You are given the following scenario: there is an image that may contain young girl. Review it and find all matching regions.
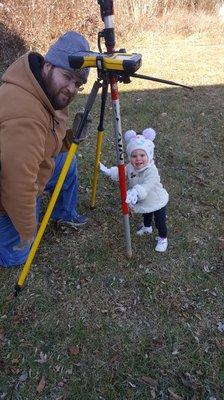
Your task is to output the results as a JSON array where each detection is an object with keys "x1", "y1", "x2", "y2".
[{"x1": 100, "y1": 128, "x2": 169, "y2": 252}]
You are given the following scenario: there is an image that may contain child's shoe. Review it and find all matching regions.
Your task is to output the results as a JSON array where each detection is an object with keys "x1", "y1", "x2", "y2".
[
  {"x1": 136, "y1": 224, "x2": 153, "y2": 236},
  {"x1": 155, "y1": 237, "x2": 168, "y2": 252}
]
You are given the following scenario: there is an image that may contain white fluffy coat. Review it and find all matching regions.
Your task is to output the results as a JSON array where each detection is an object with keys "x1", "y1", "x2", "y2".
[{"x1": 109, "y1": 161, "x2": 169, "y2": 213}]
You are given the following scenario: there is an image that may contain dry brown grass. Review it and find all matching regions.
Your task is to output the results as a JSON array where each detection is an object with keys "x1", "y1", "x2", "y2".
[
  {"x1": 1, "y1": 0, "x2": 224, "y2": 73},
  {"x1": 141, "y1": 7, "x2": 224, "y2": 39}
]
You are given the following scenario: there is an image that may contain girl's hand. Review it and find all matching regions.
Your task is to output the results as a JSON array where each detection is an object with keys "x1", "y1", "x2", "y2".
[
  {"x1": 126, "y1": 188, "x2": 138, "y2": 206},
  {"x1": 99, "y1": 162, "x2": 112, "y2": 177}
]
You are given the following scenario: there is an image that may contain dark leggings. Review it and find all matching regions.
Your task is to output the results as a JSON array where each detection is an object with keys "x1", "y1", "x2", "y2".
[{"x1": 143, "y1": 206, "x2": 167, "y2": 238}]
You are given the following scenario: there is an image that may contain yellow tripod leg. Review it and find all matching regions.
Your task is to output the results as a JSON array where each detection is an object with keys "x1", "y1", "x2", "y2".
[
  {"x1": 15, "y1": 143, "x2": 78, "y2": 293},
  {"x1": 90, "y1": 130, "x2": 104, "y2": 208}
]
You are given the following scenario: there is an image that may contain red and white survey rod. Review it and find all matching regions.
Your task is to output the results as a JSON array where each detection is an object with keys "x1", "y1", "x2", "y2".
[{"x1": 98, "y1": 0, "x2": 132, "y2": 257}]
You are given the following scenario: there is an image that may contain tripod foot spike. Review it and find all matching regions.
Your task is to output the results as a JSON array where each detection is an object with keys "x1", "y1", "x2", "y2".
[
  {"x1": 127, "y1": 251, "x2": 133, "y2": 259},
  {"x1": 14, "y1": 284, "x2": 22, "y2": 297}
]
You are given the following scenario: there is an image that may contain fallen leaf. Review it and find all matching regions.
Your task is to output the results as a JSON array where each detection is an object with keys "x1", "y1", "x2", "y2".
[
  {"x1": 0, "y1": 326, "x2": 5, "y2": 335},
  {"x1": 14, "y1": 371, "x2": 28, "y2": 390},
  {"x1": 108, "y1": 353, "x2": 119, "y2": 364},
  {"x1": 202, "y1": 261, "x2": 211, "y2": 273},
  {"x1": 168, "y1": 388, "x2": 183, "y2": 400},
  {"x1": 215, "y1": 338, "x2": 224, "y2": 349},
  {"x1": 35, "y1": 351, "x2": 47, "y2": 364},
  {"x1": 0, "y1": 331, "x2": 6, "y2": 346},
  {"x1": 67, "y1": 345, "x2": 80, "y2": 356},
  {"x1": 79, "y1": 276, "x2": 91, "y2": 286},
  {"x1": 12, "y1": 314, "x2": 25, "y2": 325},
  {"x1": 114, "y1": 305, "x2": 126, "y2": 313},
  {"x1": 10, "y1": 366, "x2": 21, "y2": 374},
  {"x1": 140, "y1": 375, "x2": 158, "y2": 387},
  {"x1": 18, "y1": 371, "x2": 28, "y2": 382},
  {"x1": 150, "y1": 388, "x2": 156, "y2": 399},
  {"x1": 11, "y1": 358, "x2": 20, "y2": 365},
  {"x1": 218, "y1": 236, "x2": 224, "y2": 251},
  {"x1": 201, "y1": 152, "x2": 209, "y2": 159},
  {"x1": 151, "y1": 337, "x2": 165, "y2": 349},
  {"x1": 19, "y1": 341, "x2": 33, "y2": 348},
  {"x1": 128, "y1": 381, "x2": 136, "y2": 388},
  {"x1": 194, "y1": 172, "x2": 206, "y2": 186},
  {"x1": 58, "y1": 379, "x2": 67, "y2": 387},
  {"x1": 217, "y1": 321, "x2": 224, "y2": 333},
  {"x1": 89, "y1": 264, "x2": 97, "y2": 273},
  {"x1": 66, "y1": 367, "x2": 73, "y2": 375},
  {"x1": 36, "y1": 375, "x2": 46, "y2": 393},
  {"x1": 179, "y1": 372, "x2": 200, "y2": 390}
]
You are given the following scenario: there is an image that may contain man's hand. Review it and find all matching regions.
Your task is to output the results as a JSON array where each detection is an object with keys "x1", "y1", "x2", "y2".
[
  {"x1": 64, "y1": 112, "x2": 92, "y2": 150},
  {"x1": 72, "y1": 112, "x2": 92, "y2": 141},
  {"x1": 126, "y1": 188, "x2": 138, "y2": 206}
]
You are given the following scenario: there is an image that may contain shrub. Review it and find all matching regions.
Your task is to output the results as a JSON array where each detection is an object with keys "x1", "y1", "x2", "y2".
[{"x1": 0, "y1": 0, "x2": 223, "y2": 69}]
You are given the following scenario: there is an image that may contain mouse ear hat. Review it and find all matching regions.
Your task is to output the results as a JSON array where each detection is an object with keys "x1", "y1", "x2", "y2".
[{"x1": 124, "y1": 128, "x2": 156, "y2": 160}]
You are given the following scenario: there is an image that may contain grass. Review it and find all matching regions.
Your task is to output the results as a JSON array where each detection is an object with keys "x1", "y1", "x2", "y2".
[{"x1": 1, "y1": 30, "x2": 224, "y2": 399}]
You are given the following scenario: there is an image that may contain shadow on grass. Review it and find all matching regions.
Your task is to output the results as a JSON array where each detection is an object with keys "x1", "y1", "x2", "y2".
[{"x1": 0, "y1": 22, "x2": 28, "y2": 77}]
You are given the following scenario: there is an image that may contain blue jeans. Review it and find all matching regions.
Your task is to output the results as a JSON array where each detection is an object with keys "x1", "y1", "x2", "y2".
[{"x1": 0, "y1": 153, "x2": 78, "y2": 267}]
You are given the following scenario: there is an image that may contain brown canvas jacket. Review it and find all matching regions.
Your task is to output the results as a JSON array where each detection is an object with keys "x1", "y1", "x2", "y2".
[{"x1": 0, "y1": 52, "x2": 68, "y2": 241}]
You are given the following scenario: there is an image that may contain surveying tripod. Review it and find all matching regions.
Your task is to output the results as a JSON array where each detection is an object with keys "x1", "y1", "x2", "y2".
[{"x1": 14, "y1": 0, "x2": 192, "y2": 296}]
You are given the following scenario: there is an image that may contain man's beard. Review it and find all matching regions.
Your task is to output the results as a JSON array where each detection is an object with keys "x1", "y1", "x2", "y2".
[{"x1": 42, "y1": 68, "x2": 73, "y2": 110}]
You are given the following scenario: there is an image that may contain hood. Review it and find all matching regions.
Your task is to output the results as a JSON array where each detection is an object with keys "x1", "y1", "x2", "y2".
[{"x1": 2, "y1": 52, "x2": 55, "y2": 116}]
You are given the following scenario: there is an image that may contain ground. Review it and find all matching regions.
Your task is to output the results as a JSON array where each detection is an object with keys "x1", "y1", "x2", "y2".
[{"x1": 0, "y1": 32, "x2": 224, "y2": 400}]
